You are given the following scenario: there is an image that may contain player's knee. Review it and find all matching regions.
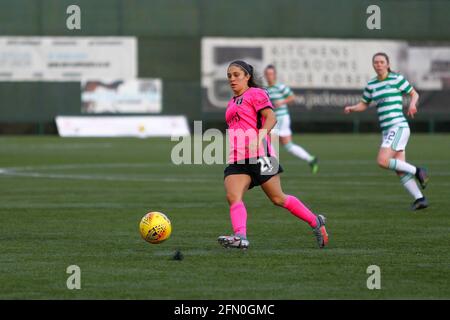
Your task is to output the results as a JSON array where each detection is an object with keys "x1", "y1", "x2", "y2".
[
  {"x1": 377, "y1": 156, "x2": 389, "y2": 168},
  {"x1": 283, "y1": 141, "x2": 293, "y2": 151},
  {"x1": 226, "y1": 192, "x2": 242, "y2": 205},
  {"x1": 270, "y1": 195, "x2": 286, "y2": 207}
]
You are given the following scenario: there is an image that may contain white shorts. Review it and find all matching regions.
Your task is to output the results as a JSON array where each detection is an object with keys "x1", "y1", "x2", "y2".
[
  {"x1": 381, "y1": 127, "x2": 410, "y2": 151},
  {"x1": 274, "y1": 114, "x2": 292, "y2": 137}
]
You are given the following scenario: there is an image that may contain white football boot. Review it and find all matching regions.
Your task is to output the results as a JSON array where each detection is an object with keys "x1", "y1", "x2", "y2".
[{"x1": 217, "y1": 234, "x2": 249, "y2": 249}]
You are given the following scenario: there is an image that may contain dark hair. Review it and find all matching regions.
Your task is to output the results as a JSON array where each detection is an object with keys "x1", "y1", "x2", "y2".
[
  {"x1": 372, "y1": 52, "x2": 392, "y2": 72},
  {"x1": 228, "y1": 60, "x2": 261, "y2": 88},
  {"x1": 265, "y1": 64, "x2": 276, "y2": 73}
]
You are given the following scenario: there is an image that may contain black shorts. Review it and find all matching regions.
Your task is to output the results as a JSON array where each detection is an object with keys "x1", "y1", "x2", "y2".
[{"x1": 224, "y1": 157, "x2": 283, "y2": 189}]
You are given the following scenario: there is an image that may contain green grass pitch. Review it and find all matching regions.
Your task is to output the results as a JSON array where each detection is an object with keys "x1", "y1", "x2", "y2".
[{"x1": 0, "y1": 134, "x2": 449, "y2": 299}]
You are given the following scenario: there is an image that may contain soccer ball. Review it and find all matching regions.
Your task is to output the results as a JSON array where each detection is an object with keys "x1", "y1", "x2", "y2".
[{"x1": 139, "y1": 212, "x2": 172, "y2": 244}]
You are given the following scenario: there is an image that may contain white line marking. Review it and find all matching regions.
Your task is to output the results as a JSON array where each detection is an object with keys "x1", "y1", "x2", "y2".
[
  {"x1": 1, "y1": 162, "x2": 449, "y2": 185},
  {"x1": 0, "y1": 143, "x2": 113, "y2": 150},
  {"x1": 2, "y1": 170, "x2": 450, "y2": 186},
  {"x1": 1, "y1": 159, "x2": 449, "y2": 172},
  {"x1": 0, "y1": 163, "x2": 173, "y2": 171},
  {"x1": 0, "y1": 171, "x2": 212, "y2": 183},
  {"x1": 281, "y1": 159, "x2": 450, "y2": 165}
]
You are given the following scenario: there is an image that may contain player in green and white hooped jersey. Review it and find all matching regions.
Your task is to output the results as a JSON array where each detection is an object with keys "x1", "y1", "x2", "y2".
[
  {"x1": 344, "y1": 52, "x2": 429, "y2": 211},
  {"x1": 264, "y1": 65, "x2": 319, "y2": 174}
]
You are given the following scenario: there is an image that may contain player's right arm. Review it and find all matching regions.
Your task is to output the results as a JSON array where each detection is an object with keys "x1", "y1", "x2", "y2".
[
  {"x1": 344, "y1": 101, "x2": 369, "y2": 114},
  {"x1": 345, "y1": 84, "x2": 371, "y2": 114}
]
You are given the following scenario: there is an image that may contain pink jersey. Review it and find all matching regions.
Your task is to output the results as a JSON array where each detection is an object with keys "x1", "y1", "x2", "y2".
[{"x1": 225, "y1": 87, "x2": 276, "y2": 163}]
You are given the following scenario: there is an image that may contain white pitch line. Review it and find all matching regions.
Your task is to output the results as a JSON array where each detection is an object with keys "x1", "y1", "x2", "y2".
[
  {"x1": 2, "y1": 169, "x2": 450, "y2": 186},
  {"x1": 280, "y1": 159, "x2": 450, "y2": 165},
  {"x1": 0, "y1": 170, "x2": 213, "y2": 183},
  {"x1": 0, "y1": 163, "x2": 174, "y2": 172},
  {"x1": 1, "y1": 159, "x2": 449, "y2": 172},
  {"x1": 1, "y1": 162, "x2": 450, "y2": 186},
  {"x1": 0, "y1": 143, "x2": 114, "y2": 150},
  {"x1": 3, "y1": 162, "x2": 450, "y2": 177}
]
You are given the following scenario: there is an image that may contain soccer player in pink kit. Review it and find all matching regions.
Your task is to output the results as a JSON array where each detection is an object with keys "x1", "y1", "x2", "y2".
[{"x1": 218, "y1": 60, "x2": 329, "y2": 249}]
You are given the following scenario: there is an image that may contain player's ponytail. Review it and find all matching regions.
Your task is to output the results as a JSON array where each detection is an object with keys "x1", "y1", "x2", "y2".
[
  {"x1": 247, "y1": 64, "x2": 260, "y2": 88},
  {"x1": 229, "y1": 60, "x2": 261, "y2": 88},
  {"x1": 373, "y1": 52, "x2": 393, "y2": 73}
]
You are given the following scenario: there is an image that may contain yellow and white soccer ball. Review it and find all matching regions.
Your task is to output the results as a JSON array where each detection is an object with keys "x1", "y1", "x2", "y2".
[{"x1": 139, "y1": 212, "x2": 172, "y2": 244}]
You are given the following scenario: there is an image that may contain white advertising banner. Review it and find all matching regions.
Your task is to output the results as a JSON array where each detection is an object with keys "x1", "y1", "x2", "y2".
[
  {"x1": 81, "y1": 79, "x2": 162, "y2": 114},
  {"x1": 0, "y1": 37, "x2": 137, "y2": 81},
  {"x1": 56, "y1": 116, "x2": 190, "y2": 137},
  {"x1": 202, "y1": 37, "x2": 408, "y2": 110},
  {"x1": 202, "y1": 37, "x2": 408, "y2": 88},
  {"x1": 408, "y1": 47, "x2": 450, "y2": 90}
]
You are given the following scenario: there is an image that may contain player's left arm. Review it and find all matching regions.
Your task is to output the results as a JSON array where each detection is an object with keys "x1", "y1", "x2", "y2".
[
  {"x1": 407, "y1": 89, "x2": 419, "y2": 119},
  {"x1": 256, "y1": 108, "x2": 277, "y2": 148},
  {"x1": 274, "y1": 86, "x2": 295, "y2": 107},
  {"x1": 247, "y1": 107, "x2": 277, "y2": 153}
]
